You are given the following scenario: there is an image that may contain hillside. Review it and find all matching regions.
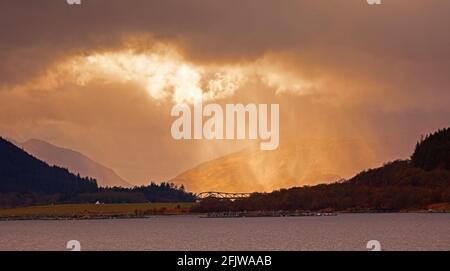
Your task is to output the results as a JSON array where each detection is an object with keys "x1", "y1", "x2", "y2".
[
  {"x1": 172, "y1": 139, "x2": 387, "y2": 193},
  {"x1": 0, "y1": 137, "x2": 195, "y2": 208},
  {"x1": 0, "y1": 137, "x2": 98, "y2": 195},
  {"x1": 411, "y1": 128, "x2": 450, "y2": 170},
  {"x1": 193, "y1": 128, "x2": 450, "y2": 212},
  {"x1": 20, "y1": 139, "x2": 131, "y2": 188}
]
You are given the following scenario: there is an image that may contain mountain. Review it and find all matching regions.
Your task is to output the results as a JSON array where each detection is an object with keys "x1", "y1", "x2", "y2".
[
  {"x1": 193, "y1": 127, "x2": 450, "y2": 212},
  {"x1": 0, "y1": 137, "x2": 98, "y2": 194},
  {"x1": 0, "y1": 137, "x2": 196, "y2": 208},
  {"x1": 20, "y1": 139, "x2": 131, "y2": 188},
  {"x1": 172, "y1": 139, "x2": 387, "y2": 193}
]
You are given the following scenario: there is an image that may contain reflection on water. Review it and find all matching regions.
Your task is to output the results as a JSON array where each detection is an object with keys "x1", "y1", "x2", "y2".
[{"x1": 0, "y1": 214, "x2": 449, "y2": 251}]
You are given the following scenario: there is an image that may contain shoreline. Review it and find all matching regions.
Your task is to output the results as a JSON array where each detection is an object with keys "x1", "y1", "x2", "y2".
[
  {"x1": 1, "y1": 210, "x2": 449, "y2": 222},
  {"x1": 1, "y1": 202, "x2": 448, "y2": 222}
]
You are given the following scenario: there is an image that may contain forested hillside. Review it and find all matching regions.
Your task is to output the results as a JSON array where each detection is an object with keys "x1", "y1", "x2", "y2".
[
  {"x1": 193, "y1": 128, "x2": 450, "y2": 212},
  {"x1": 0, "y1": 137, "x2": 98, "y2": 194},
  {"x1": 411, "y1": 128, "x2": 450, "y2": 170},
  {"x1": 0, "y1": 138, "x2": 195, "y2": 208}
]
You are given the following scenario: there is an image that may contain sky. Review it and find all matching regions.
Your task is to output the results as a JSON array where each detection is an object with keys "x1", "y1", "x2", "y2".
[{"x1": 0, "y1": 0, "x2": 449, "y2": 187}]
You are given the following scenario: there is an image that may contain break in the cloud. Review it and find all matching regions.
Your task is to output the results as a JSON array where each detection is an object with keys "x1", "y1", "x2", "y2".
[
  {"x1": 10, "y1": 42, "x2": 316, "y2": 104},
  {"x1": 0, "y1": 0, "x2": 449, "y2": 187}
]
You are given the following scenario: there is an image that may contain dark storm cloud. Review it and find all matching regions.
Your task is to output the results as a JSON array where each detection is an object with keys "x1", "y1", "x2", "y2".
[{"x1": 1, "y1": 0, "x2": 450, "y2": 83}]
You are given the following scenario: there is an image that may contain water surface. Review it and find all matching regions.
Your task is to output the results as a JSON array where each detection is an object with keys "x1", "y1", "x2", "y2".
[{"x1": 0, "y1": 214, "x2": 449, "y2": 251}]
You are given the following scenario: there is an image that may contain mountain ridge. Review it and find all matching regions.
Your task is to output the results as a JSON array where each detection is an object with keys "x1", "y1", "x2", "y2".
[
  {"x1": 0, "y1": 137, "x2": 98, "y2": 195},
  {"x1": 171, "y1": 138, "x2": 387, "y2": 193},
  {"x1": 19, "y1": 139, "x2": 131, "y2": 188},
  {"x1": 193, "y1": 128, "x2": 450, "y2": 212}
]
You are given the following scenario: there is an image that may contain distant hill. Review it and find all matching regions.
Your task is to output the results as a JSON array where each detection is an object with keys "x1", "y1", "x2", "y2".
[
  {"x1": 172, "y1": 139, "x2": 386, "y2": 193},
  {"x1": 20, "y1": 139, "x2": 131, "y2": 188},
  {"x1": 0, "y1": 137, "x2": 98, "y2": 195},
  {"x1": 193, "y1": 127, "x2": 450, "y2": 212}
]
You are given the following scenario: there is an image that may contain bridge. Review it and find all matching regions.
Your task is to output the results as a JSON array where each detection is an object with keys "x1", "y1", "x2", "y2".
[{"x1": 196, "y1": 192, "x2": 252, "y2": 200}]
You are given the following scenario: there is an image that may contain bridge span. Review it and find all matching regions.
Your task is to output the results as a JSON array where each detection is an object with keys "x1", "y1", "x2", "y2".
[{"x1": 196, "y1": 191, "x2": 252, "y2": 200}]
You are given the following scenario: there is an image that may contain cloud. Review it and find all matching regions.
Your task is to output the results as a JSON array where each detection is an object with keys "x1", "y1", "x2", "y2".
[
  {"x1": 0, "y1": 0, "x2": 449, "y2": 187},
  {"x1": 7, "y1": 40, "x2": 318, "y2": 104}
]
